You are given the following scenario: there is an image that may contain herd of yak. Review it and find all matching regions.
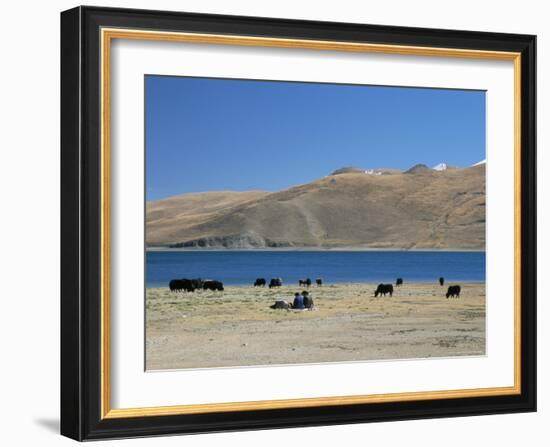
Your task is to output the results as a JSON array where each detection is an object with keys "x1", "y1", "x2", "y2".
[
  {"x1": 169, "y1": 278, "x2": 224, "y2": 292},
  {"x1": 372, "y1": 278, "x2": 461, "y2": 298},
  {"x1": 169, "y1": 276, "x2": 462, "y2": 299}
]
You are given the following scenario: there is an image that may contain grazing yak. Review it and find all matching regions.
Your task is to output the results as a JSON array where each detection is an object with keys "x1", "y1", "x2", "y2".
[
  {"x1": 446, "y1": 285, "x2": 461, "y2": 299},
  {"x1": 375, "y1": 283, "x2": 394, "y2": 297},
  {"x1": 299, "y1": 278, "x2": 312, "y2": 287},
  {"x1": 269, "y1": 278, "x2": 283, "y2": 288},
  {"x1": 316, "y1": 278, "x2": 323, "y2": 286},
  {"x1": 439, "y1": 277, "x2": 445, "y2": 286},
  {"x1": 396, "y1": 278, "x2": 403, "y2": 287},
  {"x1": 254, "y1": 278, "x2": 266, "y2": 287},
  {"x1": 169, "y1": 279, "x2": 196, "y2": 292},
  {"x1": 270, "y1": 300, "x2": 292, "y2": 310},
  {"x1": 169, "y1": 279, "x2": 184, "y2": 292},
  {"x1": 203, "y1": 280, "x2": 224, "y2": 291}
]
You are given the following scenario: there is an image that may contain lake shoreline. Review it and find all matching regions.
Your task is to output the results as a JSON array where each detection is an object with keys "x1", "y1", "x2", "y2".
[
  {"x1": 146, "y1": 247, "x2": 485, "y2": 253},
  {"x1": 147, "y1": 279, "x2": 485, "y2": 288}
]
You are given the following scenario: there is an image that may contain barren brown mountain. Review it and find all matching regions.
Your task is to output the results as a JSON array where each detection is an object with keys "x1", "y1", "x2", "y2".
[{"x1": 146, "y1": 165, "x2": 485, "y2": 250}]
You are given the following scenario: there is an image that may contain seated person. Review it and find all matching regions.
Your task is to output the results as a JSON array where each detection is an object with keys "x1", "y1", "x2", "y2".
[
  {"x1": 292, "y1": 292, "x2": 304, "y2": 309},
  {"x1": 303, "y1": 291, "x2": 314, "y2": 309}
]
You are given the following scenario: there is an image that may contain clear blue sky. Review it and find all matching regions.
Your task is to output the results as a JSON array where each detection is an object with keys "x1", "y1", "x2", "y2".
[{"x1": 145, "y1": 75, "x2": 485, "y2": 200}]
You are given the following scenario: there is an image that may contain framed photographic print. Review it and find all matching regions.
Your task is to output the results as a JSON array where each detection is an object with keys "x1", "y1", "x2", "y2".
[{"x1": 60, "y1": 6, "x2": 536, "y2": 441}]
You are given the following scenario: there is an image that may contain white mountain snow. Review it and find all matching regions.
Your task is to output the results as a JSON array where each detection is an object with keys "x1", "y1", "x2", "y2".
[
  {"x1": 432, "y1": 163, "x2": 448, "y2": 171},
  {"x1": 472, "y1": 159, "x2": 486, "y2": 166},
  {"x1": 364, "y1": 169, "x2": 382, "y2": 176}
]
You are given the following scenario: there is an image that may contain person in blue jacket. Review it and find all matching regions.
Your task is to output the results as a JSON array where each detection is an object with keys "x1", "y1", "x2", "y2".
[{"x1": 292, "y1": 292, "x2": 304, "y2": 309}]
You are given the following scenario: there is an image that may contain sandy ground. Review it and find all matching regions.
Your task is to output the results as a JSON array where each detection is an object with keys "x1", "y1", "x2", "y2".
[{"x1": 146, "y1": 282, "x2": 485, "y2": 370}]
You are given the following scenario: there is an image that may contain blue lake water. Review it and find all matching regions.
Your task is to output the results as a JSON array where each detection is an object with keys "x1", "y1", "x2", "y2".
[{"x1": 146, "y1": 250, "x2": 485, "y2": 288}]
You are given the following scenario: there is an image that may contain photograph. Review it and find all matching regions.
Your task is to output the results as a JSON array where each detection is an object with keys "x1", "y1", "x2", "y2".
[
  {"x1": 145, "y1": 75, "x2": 487, "y2": 370},
  {"x1": 57, "y1": 4, "x2": 537, "y2": 441}
]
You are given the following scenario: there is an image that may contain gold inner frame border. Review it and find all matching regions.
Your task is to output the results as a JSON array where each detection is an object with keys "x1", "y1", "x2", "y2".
[{"x1": 100, "y1": 27, "x2": 522, "y2": 419}]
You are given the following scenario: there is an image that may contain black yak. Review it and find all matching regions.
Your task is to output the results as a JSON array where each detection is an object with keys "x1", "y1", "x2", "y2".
[
  {"x1": 254, "y1": 278, "x2": 266, "y2": 287},
  {"x1": 374, "y1": 283, "x2": 394, "y2": 297},
  {"x1": 203, "y1": 280, "x2": 224, "y2": 291},
  {"x1": 446, "y1": 285, "x2": 461, "y2": 298},
  {"x1": 169, "y1": 279, "x2": 195, "y2": 292}
]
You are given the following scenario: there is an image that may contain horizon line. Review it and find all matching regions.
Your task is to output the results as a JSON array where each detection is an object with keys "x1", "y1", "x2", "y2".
[{"x1": 147, "y1": 161, "x2": 486, "y2": 202}]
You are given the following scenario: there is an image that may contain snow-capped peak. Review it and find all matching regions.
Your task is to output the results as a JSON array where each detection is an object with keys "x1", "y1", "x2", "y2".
[
  {"x1": 364, "y1": 169, "x2": 382, "y2": 176},
  {"x1": 432, "y1": 163, "x2": 448, "y2": 171},
  {"x1": 472, "y1": 159, "x2": 486, "y2": 166}
]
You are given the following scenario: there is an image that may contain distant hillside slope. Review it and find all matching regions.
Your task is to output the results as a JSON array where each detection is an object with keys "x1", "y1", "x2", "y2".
[{"x1": 146, "y1": 165, "x2": 485, "y2": 249}]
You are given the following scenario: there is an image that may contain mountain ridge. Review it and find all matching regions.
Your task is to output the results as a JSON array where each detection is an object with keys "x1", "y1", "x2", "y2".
[{"x1": 146, "y1": 165, "x2": 485, "y2": 250}]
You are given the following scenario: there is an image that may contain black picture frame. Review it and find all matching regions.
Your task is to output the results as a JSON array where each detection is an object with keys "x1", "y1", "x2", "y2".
[{"x1": 61, "y1": 5, "x2": 536, "y2": 441}]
